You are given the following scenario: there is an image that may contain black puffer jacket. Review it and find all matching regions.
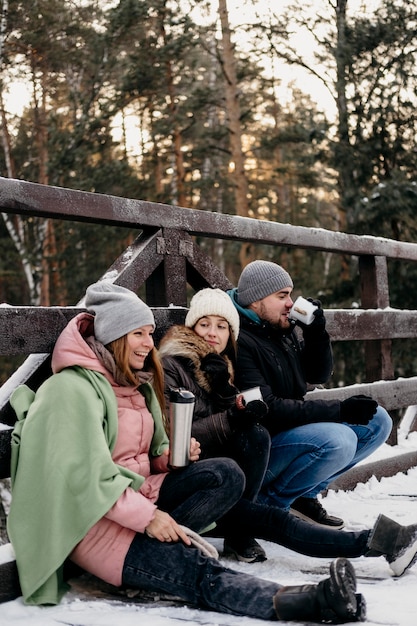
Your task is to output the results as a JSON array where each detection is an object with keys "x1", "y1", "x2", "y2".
[
  {"x1": 158, "y1": 325, "x2": 238, "y2": 453},
  {"x1": 234, "y1": 312, "x2": 342, "y2": 435}
]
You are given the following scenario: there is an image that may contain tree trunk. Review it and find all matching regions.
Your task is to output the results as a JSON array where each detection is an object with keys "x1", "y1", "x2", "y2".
[
  {"x1": 217, "y1": 0, "x2": 252, "y2": 268},
  {"x1": 334, "y1": 0, "x2": 356, "y2": 232},
  {"x1": 159, "y1": 4, "x2": 186, "y2": 207}
]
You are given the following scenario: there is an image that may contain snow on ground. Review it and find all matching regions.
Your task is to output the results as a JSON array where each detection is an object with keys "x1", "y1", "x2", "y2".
[{"x1": 2, "y1": 436, "x2": 417, "y2": 626}]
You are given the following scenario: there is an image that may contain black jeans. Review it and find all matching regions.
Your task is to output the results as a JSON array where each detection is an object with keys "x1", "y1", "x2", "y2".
[
  {"x1": 122, "y1": 456, "x2": 280, "y2": 619},
  {"x1": 220, "y1": 499, "x2": 371, "y2": 559},
  {"x1": 122, "y1": 533, "x2": 280, "y2": 619},
  {"x1": 121, "y1": 458, "x2": 370, "y2": 619},
  {"x1": 199, "y1": 423, "x2": 270, "y2": 501},
  {"x1": 156, "y1": 457, "x2": 245, "y2": 533}
]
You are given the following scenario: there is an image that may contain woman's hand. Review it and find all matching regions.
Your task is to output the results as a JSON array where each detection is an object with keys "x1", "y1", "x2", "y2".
[
  {"x1": 145, "y1": 509, "x2": 191, "y2": 545},
  {"x1": 189, "y1": 437, "x2": 201, "y2": 462}
]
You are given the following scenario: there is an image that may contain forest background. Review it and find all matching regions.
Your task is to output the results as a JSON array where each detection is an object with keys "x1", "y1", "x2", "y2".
[{"x1": 0, "y1": 0, "x2": 417, "y2": 390}]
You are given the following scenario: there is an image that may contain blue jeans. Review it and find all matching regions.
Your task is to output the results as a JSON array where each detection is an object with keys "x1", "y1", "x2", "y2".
[{"x1": 259, "y1": 406, "x2": 392, "y2": 509}]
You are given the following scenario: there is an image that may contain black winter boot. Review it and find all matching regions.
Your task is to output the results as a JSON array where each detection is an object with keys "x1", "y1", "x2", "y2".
[
  {"x1": 273, "y1": 558, "x2": 366, "y2": 623},
  {"x1": 366, "y1": 513, "x2": 417, "y2": 576},
  {"x1": 0, "y1": 560, "x2": 21, "y2": 603},
  {"x1": 223, "y1": 536, "x2": 267, "y2": 563}
]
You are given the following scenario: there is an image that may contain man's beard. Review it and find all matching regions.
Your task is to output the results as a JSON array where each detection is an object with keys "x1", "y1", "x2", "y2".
[{"x1": 270, "y1": 317, "x2": 294, "y2": 333}]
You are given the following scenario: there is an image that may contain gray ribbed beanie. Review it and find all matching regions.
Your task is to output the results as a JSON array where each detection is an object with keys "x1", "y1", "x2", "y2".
[
  {"x1": 85, "y1": 281, "x2": 155, "y2": 345},
  {"x1": 237, "y1": 260, "x2": 293, "y2": 306}
]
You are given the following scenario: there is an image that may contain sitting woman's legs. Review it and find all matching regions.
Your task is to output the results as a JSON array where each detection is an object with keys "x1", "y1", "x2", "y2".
[
  {"x1": 122, "y1": 533, "x2": 280, "y2": 619},
  {"x1": 220, "y1": 498, "x2": 370, "y2": 559},
  {"x1": 157, "y1": 457, "x2": 245, "y2": 532},
  {"x1": 229, "y1": 423, "x2": 271, "y2": 501}
]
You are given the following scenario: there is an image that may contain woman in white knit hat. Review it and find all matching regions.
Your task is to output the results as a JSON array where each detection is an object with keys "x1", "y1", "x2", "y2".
[{"x1": 159, "y1": 287, "x2": 271, "y2": 563}]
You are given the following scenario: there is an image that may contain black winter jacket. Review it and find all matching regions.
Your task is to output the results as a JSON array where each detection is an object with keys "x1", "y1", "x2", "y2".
[{"x1": 234, "y1": 313, "x2": 342, "y2": 435}]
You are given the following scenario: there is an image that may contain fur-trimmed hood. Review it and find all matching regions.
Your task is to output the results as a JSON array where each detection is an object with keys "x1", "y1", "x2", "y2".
[{"x1": 158, "y1": 325, "x2": 234, "y2": 394}]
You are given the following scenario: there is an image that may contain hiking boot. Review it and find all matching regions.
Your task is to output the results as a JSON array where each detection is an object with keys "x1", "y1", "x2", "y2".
[
  {"x1": 290, "y1": 497, "x2": 344, "y2": 529},
  {"x1": 223, "y1": 536, "x2": 267, "y2": 563},
  {"x1": 274, "y1": 557, "x2": 366, "y2": 623},
  {"x1": 366, "y1": 513, "x2": 417, "y2": 576}
]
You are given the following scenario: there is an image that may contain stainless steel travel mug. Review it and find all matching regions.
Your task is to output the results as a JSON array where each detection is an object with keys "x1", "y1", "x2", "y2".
[{"x1": 169, "y1": 387, "x2": 195, "y2": 468}]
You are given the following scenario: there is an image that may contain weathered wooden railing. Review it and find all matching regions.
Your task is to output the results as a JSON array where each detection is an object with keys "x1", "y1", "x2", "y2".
[{"x1": 2, "y1": 176, "x2": 417, "y2": 485}]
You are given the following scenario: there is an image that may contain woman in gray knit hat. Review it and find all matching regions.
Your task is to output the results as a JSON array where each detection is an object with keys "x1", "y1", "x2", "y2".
[{"x1": 6, "y1": 280, "x2": 291, "y2": 619}]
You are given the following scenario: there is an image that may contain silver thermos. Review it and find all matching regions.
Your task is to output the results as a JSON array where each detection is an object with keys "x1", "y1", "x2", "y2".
[{"x1": 169, "y1": 387, "x2": 195, "y2": 468}]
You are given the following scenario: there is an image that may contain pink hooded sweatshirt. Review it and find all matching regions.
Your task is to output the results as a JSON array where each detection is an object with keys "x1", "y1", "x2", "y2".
[{"x1": 51, "y1": 312, "x2": 170, "y2": 587}]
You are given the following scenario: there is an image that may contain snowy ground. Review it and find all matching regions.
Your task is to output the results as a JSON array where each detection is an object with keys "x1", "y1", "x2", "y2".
[{"x1": 2, "y1": 434, "x2": 417, "y2": 626}]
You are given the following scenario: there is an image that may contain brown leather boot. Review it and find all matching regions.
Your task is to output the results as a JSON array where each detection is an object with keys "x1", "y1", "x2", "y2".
[{"x1": 273, "y1": 558, "x2": 366, "y2": 623}]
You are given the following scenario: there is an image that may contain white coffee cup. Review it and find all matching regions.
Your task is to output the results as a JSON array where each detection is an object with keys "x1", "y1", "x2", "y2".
[
  {"x1": 240, "y1": 386, "x2": 263, "y2": 404},
  {"x1": 289, "y1": 296, "x2": 318, "y2": 326}
]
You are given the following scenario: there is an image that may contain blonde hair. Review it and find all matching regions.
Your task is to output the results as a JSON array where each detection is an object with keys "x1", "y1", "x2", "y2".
[{"x1": 109, "y1": 335, "x2": 166, "y2": 416}]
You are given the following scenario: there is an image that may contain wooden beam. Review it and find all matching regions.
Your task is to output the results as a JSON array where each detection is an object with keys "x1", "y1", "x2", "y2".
[
  {"x1": 1, "y1": 307, "x2": 417, "y2": 355},
  {"x1": 2, "y1": 177, "x2": 417, "y2": 259}
]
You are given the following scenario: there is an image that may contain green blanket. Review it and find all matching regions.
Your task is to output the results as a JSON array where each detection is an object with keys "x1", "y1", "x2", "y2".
[{"x1": 8, "y1": 366, "x2": 168, "y2": 605}]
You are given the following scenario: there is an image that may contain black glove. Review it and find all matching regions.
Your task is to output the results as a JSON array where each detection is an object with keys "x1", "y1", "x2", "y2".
[
  {"x1": 297, "y1": 298, "x2": 326, "y2": 335},
  {"x1": 212, "y1": 391, "x2": 237, "y2": 412},
  {"x1": 244, "y1": 399, "x2": 269, "y2": 421},
  {"x1": 200, "y1": 353, "x2": 230, "y2": 383},
  {"x1": 229, "y1": 398, "x2": 269, "y2": 429},
  {"x1": 200, "y1": 353, "x2": 237, "y2": 409},
  {"x1": 340, "y1": 395, "x2": 378, "y2": 425}
]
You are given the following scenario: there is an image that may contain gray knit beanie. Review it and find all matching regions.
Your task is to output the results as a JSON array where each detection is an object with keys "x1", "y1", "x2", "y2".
[
  {"x1": 85, "y1": 281, "x2": 155, "y2": 345},
  {"x1": 236, "y1": 260, "x2": 293, "y2": 306},
  {"x1": 185, "y1": 288, "x2": 240, "y2": 340}
]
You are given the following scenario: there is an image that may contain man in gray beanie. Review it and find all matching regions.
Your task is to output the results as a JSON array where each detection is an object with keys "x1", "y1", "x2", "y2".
[{"x1": 228, "y1": 260, "x2": 392, "y2": 529}]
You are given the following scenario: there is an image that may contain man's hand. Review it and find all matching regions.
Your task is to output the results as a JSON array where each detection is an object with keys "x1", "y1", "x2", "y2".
[
  {"x1": 297, "y1": 299, "x2": 326, "y2": 335},
  {"x1": 340, "y1": 395, "x2": 378, "y2": 425}
]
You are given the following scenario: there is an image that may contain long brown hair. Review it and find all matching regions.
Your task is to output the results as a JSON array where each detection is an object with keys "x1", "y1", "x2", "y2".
[
  {"x1": 224, "y1": 330, "x2": 237, "y2": 372},
  {"x1": 109, "y1": 335, "x2": 166, "y2": 415}
]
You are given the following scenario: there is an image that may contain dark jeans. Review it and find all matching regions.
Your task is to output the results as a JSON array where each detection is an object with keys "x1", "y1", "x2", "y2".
[
  {"x1": 122, "y1": 457, "x2": 280, "y2": 619},
  {"x1": 122, "y1": 533, "x2": 280, "y2": 619},
  {"x1": 214, "y1": 423, "x2": 271, "y2": 501},
  {"x1": 121, "y1": 458, "x2": 370, "y2": 619},
  {"x1": 221, "y1": 499, "x2": 371, "y2": 559},
  {"x1": 156, "y1": 457, "x2": 245, "y2": 533}
]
